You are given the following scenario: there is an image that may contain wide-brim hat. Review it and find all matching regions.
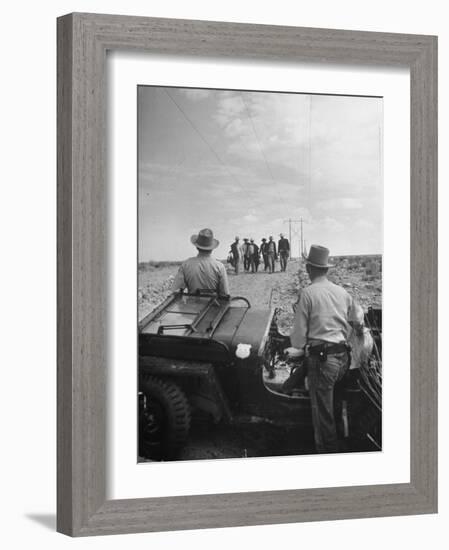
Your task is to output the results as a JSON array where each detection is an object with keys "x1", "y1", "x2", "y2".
[
  {"x1": 190, "y1": 228, "x2": 219, "y2": 250},
  {"x1": 302, "y1": 244, "x2": 334, "y2": 268}
]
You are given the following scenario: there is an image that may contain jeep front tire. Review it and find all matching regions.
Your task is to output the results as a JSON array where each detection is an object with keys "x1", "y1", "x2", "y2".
[{"x1": 139, "y1": 375, "x2": 191, "y2": 460}]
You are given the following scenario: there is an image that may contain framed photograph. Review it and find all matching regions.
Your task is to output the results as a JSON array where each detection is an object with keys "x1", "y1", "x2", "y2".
[
  {"x1": 57, "y1": 13, "x2": 437, "y2": 536},
  {"x1": 136, "y1": 85, "x2": 383, "y2": 464}
]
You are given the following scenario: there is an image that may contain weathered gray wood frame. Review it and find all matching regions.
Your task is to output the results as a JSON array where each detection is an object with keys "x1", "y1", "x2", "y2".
[{"x1": 57, "y1": 12, "x2": 438, "y2": 537}]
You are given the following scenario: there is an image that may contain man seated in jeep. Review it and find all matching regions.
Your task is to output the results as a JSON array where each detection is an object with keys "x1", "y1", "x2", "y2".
[{"x1": 172, "y1": 228, "x2": 230, "y2": 296}]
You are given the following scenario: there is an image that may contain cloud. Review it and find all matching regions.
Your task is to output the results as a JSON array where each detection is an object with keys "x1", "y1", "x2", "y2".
[
  {"x1": 354, "y1": 219, "x2": 375, "y2": 230},
  {"x1": 224, "y1": 117, "x2": 247, "y2": 138},
  {"x1": 320, "y1": 217, "x2": 344, "y2": 232},
  {"x1": 138, "y1": 87, "x2": 383, "y2": 259},
  {"x1": 213, "y1": 92, "x2": 245, "y2": 127},
  {"x1": 243, "y1": 209, "x2": 258, "y2": 223},
  {"x1": 182, "y1": 89, "x2": 212, "y2": 101},
  {"x1": 317, "y1": 198, "x2": 364, "y2": 211}
]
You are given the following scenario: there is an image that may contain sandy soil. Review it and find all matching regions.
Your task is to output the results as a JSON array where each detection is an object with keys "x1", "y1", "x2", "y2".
[{"x1": 138, "y1": 255, "x2": 381, "y2": 462}]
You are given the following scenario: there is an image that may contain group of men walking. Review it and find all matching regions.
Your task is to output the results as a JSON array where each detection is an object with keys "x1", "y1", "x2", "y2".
[{"x1": 229, "y1": 234, "x2": 290, "y2": 274}]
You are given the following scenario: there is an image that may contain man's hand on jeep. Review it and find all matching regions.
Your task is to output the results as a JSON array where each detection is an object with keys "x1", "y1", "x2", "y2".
[{"x1": 284, "y1": 347, "x2": 304, "y2": 358}]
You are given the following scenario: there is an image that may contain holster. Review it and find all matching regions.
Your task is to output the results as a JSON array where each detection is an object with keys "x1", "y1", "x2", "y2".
[{"x1": 307, "y1": 342, "x2": 352, "y2": 364}]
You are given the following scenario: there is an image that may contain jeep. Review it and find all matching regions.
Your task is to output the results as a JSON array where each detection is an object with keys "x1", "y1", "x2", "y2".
[{"x1": 138, "y1": 290, "x2": 381, "y2": 460}]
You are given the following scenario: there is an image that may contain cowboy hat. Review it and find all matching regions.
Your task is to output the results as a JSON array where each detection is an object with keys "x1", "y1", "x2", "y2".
[
  {"x1": 302, "y1": 244, "x2": 334, "y2": 268},
  {"x1": 190, "y1": 228, "x2": 219, "y2": 250}
]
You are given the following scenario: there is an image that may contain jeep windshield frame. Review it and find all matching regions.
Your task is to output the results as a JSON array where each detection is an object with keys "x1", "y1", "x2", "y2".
[{"x1": 139, "y1": 291, "x2": 251, "y2": 339}]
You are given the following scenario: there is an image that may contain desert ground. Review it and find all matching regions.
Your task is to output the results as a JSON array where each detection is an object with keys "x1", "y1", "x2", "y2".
[
  {"x1": 138, "y1": 255, "x2": 382, "y2": 330},
  {"x1": 138, "y1": 255, "x2": 381, "y2": 461}
]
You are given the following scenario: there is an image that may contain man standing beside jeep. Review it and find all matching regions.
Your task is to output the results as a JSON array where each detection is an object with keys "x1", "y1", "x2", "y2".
[
  {"x1": 286, "y1": 244, "x2": 355, "y2": 453},
  {"x1": 172, "y1": 228, "x2": 229, "y2": 296}
]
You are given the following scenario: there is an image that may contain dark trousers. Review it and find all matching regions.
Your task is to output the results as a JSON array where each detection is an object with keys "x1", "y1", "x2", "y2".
[
  {"x1": 249, "y1": 256, "x2": 257, "y2": 273},
  {"x1": 262, "y1": 253, "x2": 269, "y2": 271},
  {"x1": 233, "y1": 257, "x2": 240, "y2": 274},
  {"x1": 307, "y1": 351, "x2": 349, "y2": 453},
  {"x1": 254, "y1": 255, "x2": 259, "y2": 272},
  {"x1": 279, "y1": 251, "x2": 289, "y2": 271},
  {"x1": 243, "y1": 256, "x2": 250, "y2": 271}
]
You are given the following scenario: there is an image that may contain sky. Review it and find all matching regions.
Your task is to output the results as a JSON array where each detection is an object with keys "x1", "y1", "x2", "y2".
[{"x1": 138, "y1": 86, "x2": 383, "y2": 261}]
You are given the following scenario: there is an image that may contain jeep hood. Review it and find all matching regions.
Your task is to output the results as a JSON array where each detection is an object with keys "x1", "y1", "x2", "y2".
[{"x1": 213, "y1": 307, "x2": 275, "y2": 359}]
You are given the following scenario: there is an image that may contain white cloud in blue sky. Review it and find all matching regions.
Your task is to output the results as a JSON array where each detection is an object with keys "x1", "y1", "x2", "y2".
[{"x1": 138, "y1": 86, "x2": 383, "y2": 260}]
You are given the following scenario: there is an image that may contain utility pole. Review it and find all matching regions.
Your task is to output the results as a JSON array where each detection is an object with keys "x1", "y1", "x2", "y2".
[
  {"x1": 283, "y1": 218, "x2": 306, "y2": 259},
  {"x1": 288, "y1": 218, "x2": 292, "y2": 251}
]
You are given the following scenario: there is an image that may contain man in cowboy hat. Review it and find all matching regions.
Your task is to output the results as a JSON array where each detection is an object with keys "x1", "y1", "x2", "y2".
[
  {"x1": 286, "y1": 244, "x2": 356, "y2": 453},
  {"x1": 278, "y1": 233, "x2": 290, "y2": 272},
  {"x1": 266, "y1": 235, "x2": 277, "y2": 273},
  {"x1": 260, "y1": 238, "x2": 269, "y2": 271},
  {"x1": 242, "y1": 238, "x2": 251, "y2": 272},
  {"x1": 172, "y1": 228, "x2": 229, "y2": 295},
  {"x1": 249, "y1": 238, "x2": 260, "y2": 273}
]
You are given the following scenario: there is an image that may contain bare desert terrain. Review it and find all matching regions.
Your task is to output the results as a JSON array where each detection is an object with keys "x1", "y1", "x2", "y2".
[{"x1": 138, "y1": 255, "x2": 381, "y2": 328}]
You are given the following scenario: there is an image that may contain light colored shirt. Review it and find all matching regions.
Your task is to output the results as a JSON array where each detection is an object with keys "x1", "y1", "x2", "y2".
[
  {"x1": 290, "y1": 277, "x2": 355, "y2": 349},
  {"x1": 267, "y1": 240, "x2": 276, "y2": 254},
  {"x1": 172, "y1": 252, "x2": 230, "y2": 295}
]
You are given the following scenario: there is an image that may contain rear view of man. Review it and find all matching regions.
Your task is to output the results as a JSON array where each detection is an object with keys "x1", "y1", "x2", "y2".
[
  {"x1": 172, "y1": 228, "x2": 229, "y2": 296},
  {"x1": 260, "y1": 238, "x2": 269, "y2": 271},
  {"x1": 242, "y1": 238, "x2": 251, "y2": 272},
  {"x1": 286, "y1": 245, "x2": 356, "y2": 453}
]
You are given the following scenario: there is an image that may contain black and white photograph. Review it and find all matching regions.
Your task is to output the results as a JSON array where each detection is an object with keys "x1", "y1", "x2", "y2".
[
  {"x1": 137, "y1": 85, "x2": 383, "y2": 462},
  {"x1": 1, "y1": 0, "x2": 442, "y2": 543}
]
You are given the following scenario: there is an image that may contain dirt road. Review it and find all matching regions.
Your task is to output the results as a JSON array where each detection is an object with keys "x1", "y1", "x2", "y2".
[{"x1": 138, "y1": 256, "x2": 382, "y2": 330}]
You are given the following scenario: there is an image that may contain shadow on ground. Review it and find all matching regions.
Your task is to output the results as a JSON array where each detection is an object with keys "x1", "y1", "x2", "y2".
[{"x1": 25, "y1": 513, "x2": 56, "y2": 531}]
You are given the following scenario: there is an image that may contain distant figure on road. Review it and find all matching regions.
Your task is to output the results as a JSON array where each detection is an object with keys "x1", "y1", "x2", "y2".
[
  {"x1": 278, "y1": 233, "x2": 290, "y2": 272},
  {"x1": 248, "y1": 238, "x2": 259, "y2": 273},
  {"x1": 172, "y1": 228, "x2": 229, "y2": 295},
  {"x1": 242, "y1": 238, "x2": 251, "y2": 272},
  {"x1": 260, "y1": 238, "x2": 269, "y2": 271},
  {"x1": 251, "y1": 239, "x2": 260, "y2": 272},
  {"x1": 230, "y1": 236, "x2": 242, "y2": 274},
  {"x1": 266, "y1": 236, "x2": 277, "y2": 273}
]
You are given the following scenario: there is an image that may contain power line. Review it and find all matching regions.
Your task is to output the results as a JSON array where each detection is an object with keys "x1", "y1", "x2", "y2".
[
  {"x1": 239, "y1": 92, "x2": 289, "y2": 212},
  {"x1": 240, "y1": 94, "x2": 277, "y2": 186},
  {"x1": 163, "y1": 88, "x2": 247, "y2": 193},
  {"x1": 307, "y1": 95, "x2": 312, "y2": 212},
  {"x1": 283, "y1": 217, "x2": 308, "y2": 258}
]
